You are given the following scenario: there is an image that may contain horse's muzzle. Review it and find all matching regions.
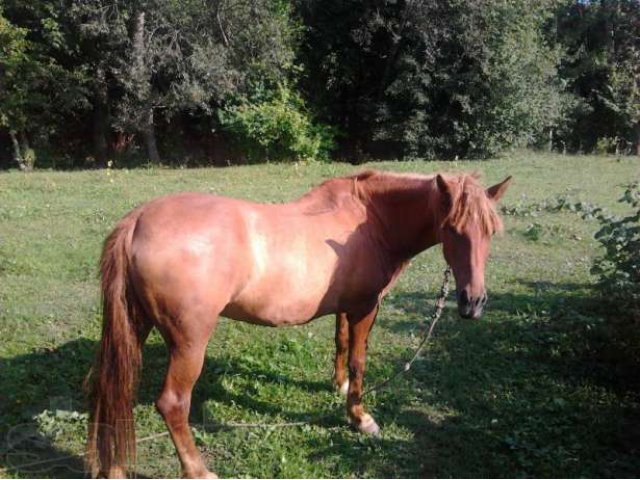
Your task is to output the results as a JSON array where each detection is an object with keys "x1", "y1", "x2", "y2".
[{"x1": 457, "y1": 289, "x2": 487, "y2": 320}]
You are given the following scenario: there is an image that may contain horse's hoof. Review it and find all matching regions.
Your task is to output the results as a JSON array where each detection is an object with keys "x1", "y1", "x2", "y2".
[
  {"x1": 338, "y1": 380, "x2": 349, "y2": 396},
  {"x1": 357, "y1": 414, "x2": 380, "y2": 437}
]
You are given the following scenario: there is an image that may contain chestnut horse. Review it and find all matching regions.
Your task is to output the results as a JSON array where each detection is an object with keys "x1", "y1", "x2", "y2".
[{"x1": 86, "y1": 170, "x2": 511, "y2": 478}]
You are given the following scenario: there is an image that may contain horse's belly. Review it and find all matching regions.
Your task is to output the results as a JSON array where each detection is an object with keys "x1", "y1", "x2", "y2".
[
  {"x1": 223, "y1": 218, "x2": 341, "y2": 324},
  {"x1": 221, "y1": 296, "x2": 332, "y2": 326},
  {"x1": 223, "y1": 270, "x2": 337, "y2": 326}
]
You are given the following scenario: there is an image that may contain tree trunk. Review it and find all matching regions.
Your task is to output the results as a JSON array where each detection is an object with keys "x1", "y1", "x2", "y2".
[
  {"x1": 132, "y1": 10, "x2": 160, "y2": 163},
  {"x1": 143, "y1": 108, "x2": 161, "y2": 163},
  {"x1": 93, "y1": 65, "x2": 109, "y2": 166},
  {"x1": 635, "y1": 122, "x2": 640, "y2": 156},
  {"x1": 9, "y1": 130, "x2": 26, "y2": 170},
  {"x1": 133, "y1": 11, "x2": 145, "y2": 73},
  {"x1": 17, "y1": 131, "x2": 34, "y2": 171}
]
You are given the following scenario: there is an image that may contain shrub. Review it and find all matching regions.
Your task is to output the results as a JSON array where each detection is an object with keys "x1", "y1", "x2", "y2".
[
  {"x1": 219, "y1": 84, "x2": 335, "y2": 162},
  {"x1": 591, "y1": 181, "x2": 640, "y2": 319}
]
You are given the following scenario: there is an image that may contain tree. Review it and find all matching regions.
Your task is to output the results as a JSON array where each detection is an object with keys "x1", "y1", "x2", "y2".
[
  {"x1": 296, "y1": 0, "x2": 566, "y2": 160},
  {"x1": 74, "y1": 0, "x2": 297, "y2": 163},
  {"x1": 0, "y1": 9, "x2": 32, "y2": 169},
  {"x1": 1, "y1": 0, "x2": 300, "y2": 166},
  {"x1": 556, "y1": 0, "x2": 640, "y2": 154},
  {"x1": 455, "y1": 0, "x2": 567, "y2": 157},
  {"x1": 0, "y1": 5, "x2": 85, "y2": 169},
  {"x1": 66, "y1": 0, "x2": 131, "y2": 165}
]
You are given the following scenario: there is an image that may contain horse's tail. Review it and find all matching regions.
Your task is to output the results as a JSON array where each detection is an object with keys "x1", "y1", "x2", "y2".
[{"x1": 86, "y1": 207, "x2": 145, "y2": 477}]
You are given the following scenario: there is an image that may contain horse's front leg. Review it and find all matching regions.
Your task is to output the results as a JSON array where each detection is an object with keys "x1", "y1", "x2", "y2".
[
  {"x1": 333, "y1": 312, "x2": 350, "y2": 395},
  {"x1": 346, "y1": 303, "x2": 380, "y2": 436}
]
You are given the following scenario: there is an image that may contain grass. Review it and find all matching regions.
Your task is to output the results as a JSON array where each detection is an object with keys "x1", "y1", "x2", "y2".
[{"x1": 0, "y1": 152, "x2": 638, "y2": 478}]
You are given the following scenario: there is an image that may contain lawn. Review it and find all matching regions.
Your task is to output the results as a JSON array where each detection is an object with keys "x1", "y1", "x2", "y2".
[{"x1": 0, "y1": 152, "x2": 638, "y2": 478}]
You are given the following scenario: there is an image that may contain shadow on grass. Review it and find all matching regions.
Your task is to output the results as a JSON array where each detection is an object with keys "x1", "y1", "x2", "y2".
[
  {"x1": 0, "y1": 339, "x2": 340, "y2": 478},
  {"x1": 371, "y1": 280, "x2": 640, "y2": 477},
  {"x1": 381, "y1": 279, "x2": 639, "y2": 393},
  {"x1": 375, "y1": 315, "x2": 640, "y2": 477},
  {"x1": 0, "y1": 340, "x2": 93, "y2": 478},
  {"x1": 1, "y1": 279, "x2": 639, "y2": 477}
]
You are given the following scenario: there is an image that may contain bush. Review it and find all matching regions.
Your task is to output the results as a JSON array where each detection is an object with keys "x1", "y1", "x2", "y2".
[
  {"x1": 591, "y1": 181, "x2": 640, "y2": 319},
  {"x1": 219, "y1": 84, "x2": 335, "y2": 162}
]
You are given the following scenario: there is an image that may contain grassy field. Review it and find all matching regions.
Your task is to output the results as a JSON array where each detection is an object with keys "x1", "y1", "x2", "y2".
[{"x1": 0, "y1": 152, "x2": 639, "y2": 478}]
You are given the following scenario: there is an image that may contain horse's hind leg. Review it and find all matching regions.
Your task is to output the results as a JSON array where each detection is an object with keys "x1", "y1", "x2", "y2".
[
  {"x1": 155, "y1": 313, "x2": 219, "y2": 479},
  {"x1": 333, "y1": 312, "x2": 349, "y2": 395}
]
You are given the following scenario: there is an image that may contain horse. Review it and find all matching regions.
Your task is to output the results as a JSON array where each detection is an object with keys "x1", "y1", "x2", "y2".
[{"x1": 86, "y1": 169, "x2": 512, "y2": 478}]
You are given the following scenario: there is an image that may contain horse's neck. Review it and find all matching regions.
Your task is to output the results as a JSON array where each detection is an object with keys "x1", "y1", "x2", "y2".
[{"x1": 362, "y1": 178, "x2": 441, "y2": 261}]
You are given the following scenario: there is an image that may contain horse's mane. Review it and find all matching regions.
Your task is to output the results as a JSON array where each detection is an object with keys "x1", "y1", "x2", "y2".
[
  {"x1": 300, "y1": 170, "x2": 503, "y2": 236},
  {"x1": 440, "y1": 173, "x2": 504, "y2": 235}
]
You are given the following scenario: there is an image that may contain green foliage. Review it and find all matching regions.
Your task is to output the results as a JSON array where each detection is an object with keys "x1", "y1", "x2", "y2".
[
  {"x1": 0, "y1": 5, "x2": 88, "y2": 168},
  {"x1": 501, "y1": 193, "x2": 604, "y2": 218},
  {"x1": 0, "y1": 8, "x2": 28, "y2": 128},
  {"x1": 220, "y1": 84, "x2": 335, "y2": 162},
  {"x1": 450, "y1": 0, "x2": 567, "y2": 157},
  {"x1": 1, "y1": 0, "x2": 639, "y2": 165},
  {"x1": 594, "y1": 136, "x2": 621, "y2": 155},
  {"x1": 0, "y1": 9, "x2": 53, "y2": 133},
  {"x1": 34, "y1": 409, "x2": 88, "y2": 440},
  {"x1": 592, "y1": 181, "x2": 640, "y2": 317},
  {"x1": 297, "y1": 0, "x2": 567, "y2": 159},
  {"x1": 556, "y1": 0, "x2": 640, "y2": 154},
  {"x1": 0, "y1": 0, "x2": 302, "y2": 166}
]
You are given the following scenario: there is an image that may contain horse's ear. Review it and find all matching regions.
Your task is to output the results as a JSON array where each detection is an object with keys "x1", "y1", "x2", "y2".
[
  {"x1": 436, "y1": 174, "x2": 454, "y2": 211},
  {"x1": 486, "y1": 176, "x2": 512, "y2": 203}
]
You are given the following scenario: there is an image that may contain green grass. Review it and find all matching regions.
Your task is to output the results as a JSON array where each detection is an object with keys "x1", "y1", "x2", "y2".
[{"x1": 0, "y1": 152, "x2": 638, "y2": 478}]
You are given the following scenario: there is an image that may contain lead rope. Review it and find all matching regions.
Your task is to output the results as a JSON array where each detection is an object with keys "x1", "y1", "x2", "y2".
[
  {"x1": 363, "y1": 265, "x2": 452, "y2": 397},
  {"x1": 135, "y1": 266, "x2": 453, "y2": 443}
]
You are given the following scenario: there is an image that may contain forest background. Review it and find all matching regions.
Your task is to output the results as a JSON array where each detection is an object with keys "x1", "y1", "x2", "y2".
[{"x1": 1, "y1": 0, "x2": 639, "y2": 170}]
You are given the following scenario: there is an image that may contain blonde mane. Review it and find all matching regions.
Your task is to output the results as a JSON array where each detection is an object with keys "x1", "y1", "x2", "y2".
[{"x1": 443, "y1": 174, "x2": 503, "y2": 235}]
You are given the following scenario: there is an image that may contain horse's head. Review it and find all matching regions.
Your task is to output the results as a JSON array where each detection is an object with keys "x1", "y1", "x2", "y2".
[{"x1": 436, "y1": 174, "x2": 512, "y2": 320}]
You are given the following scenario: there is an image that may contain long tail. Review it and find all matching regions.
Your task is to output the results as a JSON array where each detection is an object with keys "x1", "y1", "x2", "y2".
[{"x1": 86, "y1": 208, "x2": 145, "y2": 478}]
